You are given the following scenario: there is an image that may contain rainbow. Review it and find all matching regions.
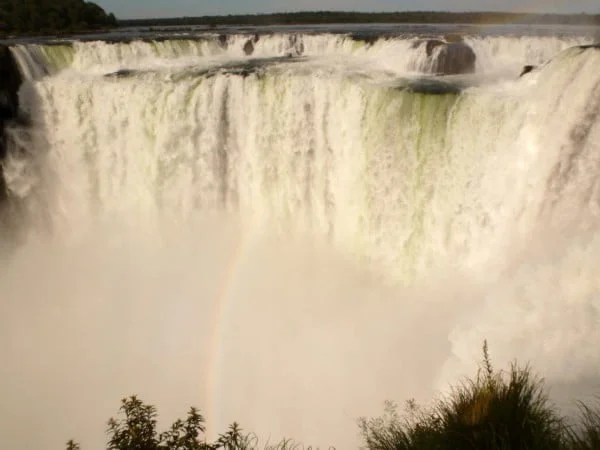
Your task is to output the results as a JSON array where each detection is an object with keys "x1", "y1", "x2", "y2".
[
  {"x1": 455, "y1": 0, "x2": 586, "y2": 35},
  {"x1": 204, "y1": 218, "x2": 264, "y2": 438}
]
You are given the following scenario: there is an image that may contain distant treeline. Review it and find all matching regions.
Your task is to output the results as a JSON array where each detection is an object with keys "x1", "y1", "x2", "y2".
[
  {"x1": 0, "y1": 0, "x2": 116, "y2": 35},
  {"x1": 119, "y1": 11, "x2": 600, "y2": 28}
]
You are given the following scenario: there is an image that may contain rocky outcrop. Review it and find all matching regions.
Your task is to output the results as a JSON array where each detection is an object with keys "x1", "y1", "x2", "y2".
[
  {"x1": 239, "y1": 33, "x2": 303, "y2": 58},
  {"x1": 285, "y1": 35, "x2": 304, "y2": 57},
  {"x1": 421, "y1": 39, "x2": 445, "y2": 57},
  {"x1": 243, "y1": 35, "x2": 261, "y2": 56},
  {"x1": 243, "y1": 39, "x2": 255, "y2": 56},
  {"x1": 105, "y1": 68, "x2": 138, "y2": 78},
  {"x1": 0, "y1": 46, "x2": 21, "y2": 126},
  {"x1": 0, "y1": 44, "x2": 23, "y2": 198},
  {"x1": 413, "y1": 39, "x2": 476, "y2": 75},
  {"x1": 519, "y1": 65, "x2": 536, "y2": 77},
  {"x1": 218, "y1": 34, "x2": 228, "y2": 49}
]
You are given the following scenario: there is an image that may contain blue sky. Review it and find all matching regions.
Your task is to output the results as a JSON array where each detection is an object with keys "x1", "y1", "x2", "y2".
[{"x1": 94, "y1": 0, "x2": 600, "y2": 19}]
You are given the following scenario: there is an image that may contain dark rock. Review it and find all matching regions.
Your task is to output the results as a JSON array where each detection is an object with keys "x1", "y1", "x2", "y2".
[
  {"x1": 243, "y1": 39, "x2": 254, "y2": 56},
  {"x1": 0, "y1": 44, "x2": 23, "y2": 200},
  {"x1": 425, "y1": 39, "x2": 445, "y2": 57},
  {"x1": 414, "y1": 39, "x2": 476, "y2": 75},
  {"x1": 520, "y1": 65, "x2": 536, "y2": 77},
  {"x1": 431, "y1": 41, "x2": 476, "y2": 75},
  {"x1": 351, "y1": 33, "x2": 385, "y2": 46},
  {"x1": 285, "y1": 35, "x2": 304, "y2": 58},
  {"x1": 0, "y1": 45, "x2": 21, "y2": 124},
  {"x1": 403, "y1": 78, "x2": 463, "y2": 95},
  {"x1": 105, "y1": 69, "x2": 137, "y2": 78}
]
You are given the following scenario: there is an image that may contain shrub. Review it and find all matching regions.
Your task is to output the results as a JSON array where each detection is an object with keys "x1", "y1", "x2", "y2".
[
  {"x1": 65, "y1": 343, "x2": 599, "y2": 450},
  {"x1": 68, "y1": 395, "x2": 239, "y2": 450},
  {"x1": 360, "y1": 341, "x2": 568, "y2": 450},
  {"x1": 567, "y1": 399, "x2": 600, "y2": 450},
  {"x1": 67, "y1": 396, "x2": 325, "y2": 449}
]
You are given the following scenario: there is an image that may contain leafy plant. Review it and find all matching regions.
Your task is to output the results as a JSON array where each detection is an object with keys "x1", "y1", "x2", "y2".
[
  {"x1": 360, "y1": 341, "x2": 569, "y2": 450},
  {"x1": 68, "y1": 395, "x2": 240, "y2": 450},
  {"x1": 567, "y1": 399, "x2": 600, "y2": 450},
  {"x1": 67, "y1": 396, "x2": 323, "y2": 450},
  {"x1": 64, "y1": 343, "x2": 600, "y2": 450},
  {"x1": 66, "y1": 440, "x2": 81, "y2": 450}
]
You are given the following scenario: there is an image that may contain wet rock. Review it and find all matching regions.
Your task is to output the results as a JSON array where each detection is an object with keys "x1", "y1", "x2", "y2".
[
  {"x1": 520, "y1": 65, "x2": 536, "y2": 77},
  {"x1": 0, "y1": 44, "x2": 22, "y2": 199},
  {"x1": 285, "y1": 35, "x2": 304, "y2": 57},
  {"x1": 403, "y1": 78, "x2": 464, "y2": 95},
  {"x1": 431, "y1": 41, "x2": 476, "y2": 75},
  {"x1": 415, "y1": 39, "x2": 477, "y2": 75},
  {"x1": 243, "y1": 39, "x2": 254, "y2": 56},
  {"x1": 0, "y1": 45, "x2": 21, "y2": 124},
  {"x1": 105, "y1": 69, "x2": 137, "y2": 78},
  {"x1": 424, "y1": 39, "x2": 446, "y2": 57},
  {"x1": 350, "y1": 33, "x2": 383, "y2": 46}
]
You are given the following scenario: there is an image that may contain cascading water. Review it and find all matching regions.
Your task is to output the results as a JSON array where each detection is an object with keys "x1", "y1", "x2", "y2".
[
  {"x1": 9, "y1": 32, "x2": 592, "y2": 77},
  {"x1": 1, "y1": 30, "x2": 599, "y2": 449}
]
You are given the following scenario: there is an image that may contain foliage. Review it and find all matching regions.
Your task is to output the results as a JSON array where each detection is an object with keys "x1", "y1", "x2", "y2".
[
  {"x1": 360, "y1": 340, "x2": 600, "y2": 450},
  {"x1": 159, "y1": 407, "x2": 207, "y2": 449},
  {"x1": 66, "y1": 441, "x2": 81, "y2": 450},
  {"x1": 118, "y1": 11, "x2": 600, "y2": 28},
  {"x1": 103, "y1": 396, "x2": 213, "y2": 449},
  {"x1": 566, "y1": 399, "x2": 600, "y2": 450},
  {"x1": 2, "y1": 7, "x2": 599, "y2": 37},
  {"x1": 63, "y1": 342, "x2": 600, "y2": 450},
  {"x1": 0, "y1": 0, "x2": 116, "y2": 35},
  {"x1": 213, "y1": 423, "x2": 253, "y2": 450},
  {"x1": 67, "y1": 395, "x2": 326, "y2": 450}
]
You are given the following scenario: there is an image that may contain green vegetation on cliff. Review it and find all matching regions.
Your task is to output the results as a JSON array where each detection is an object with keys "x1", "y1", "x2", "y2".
[
  {"x1": 119, "y1": 11, "x2": 600, "y2": 28},
  {"x1": 0, "y1": 0, "x2": 116, "y2": 35},
  {"x1": 1, "y1": 8, "x2": 598, "y2": 37}
]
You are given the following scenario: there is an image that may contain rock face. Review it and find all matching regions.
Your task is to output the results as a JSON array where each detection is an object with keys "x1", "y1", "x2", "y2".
[
  {"x1": 520, "y1": 65, "x2": 536, "y2": 77},
  {"x1": 286, "y1": 35, "x2": 304, "y2": 57},
  {"x1": 0, "y1": 44, "x2": 23, "y2": 198},
  {"x1": 218, "y1": 34, "x2": 228, "y2": 49},
  {"x1": 0, "y1": 45, "x2": 21, "y2": 126},
  {"x1": 414, "y1": 39, "x2": 477, "y2": 75},
  {"x1": 243, "y1": 35, "x2": 261, "y2": 56},
  {"x1": 243, "y1": 39, "x2": 255, "y2": 56}
]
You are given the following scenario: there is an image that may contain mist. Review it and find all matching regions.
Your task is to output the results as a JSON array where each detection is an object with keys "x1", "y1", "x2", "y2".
[
  {"x1": 2, "y1": 213, "x2": 600, "y2": 448},
  {"x1": 0, "y1": 217, "x2": 476, "y2": 449}
]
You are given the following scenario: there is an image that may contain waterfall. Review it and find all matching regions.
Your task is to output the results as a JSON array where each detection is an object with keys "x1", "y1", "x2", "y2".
[{"x1": 0, "y1": 33, "x2": 598, "y2": 450}]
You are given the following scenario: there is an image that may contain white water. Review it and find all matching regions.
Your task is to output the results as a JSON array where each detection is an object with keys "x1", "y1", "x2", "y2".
[
  {"x1": 10, "y1": 33, "x2": 593, "y2": 79},
  {"x1": 1, "y1": 35, "x2": 600, "y2": 449}
]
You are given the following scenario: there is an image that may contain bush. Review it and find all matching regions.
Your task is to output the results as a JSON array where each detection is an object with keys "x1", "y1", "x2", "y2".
[
  {"x1": 65, "y1": 343, "x2": 600, "y2": 450},
  {"x1": 359, "y1": 341, "x2": 600, "y2": 450},
  {"x1": 567, "y1": 399, "x2": 600, "y2": 450},
  {"x1": 68, "y1": 395, "x2": 250, "y2": 450},
  {"x1": 67, "y1": 395, "x2": 327, "y2": 449}
]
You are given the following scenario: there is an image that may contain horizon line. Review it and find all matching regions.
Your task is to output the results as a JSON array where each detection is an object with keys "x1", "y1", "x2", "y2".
[{"x1": 115, "y1": 10, "x2": 600, "y2": 22}]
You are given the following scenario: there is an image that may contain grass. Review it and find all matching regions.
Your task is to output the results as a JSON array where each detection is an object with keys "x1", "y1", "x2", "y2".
[
  {"x1": 359, "y1": 341, "x2": 600, "y2": 450},
  {"x1": 567, "y1": 400, "x2": 600, "y2": 450}
]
